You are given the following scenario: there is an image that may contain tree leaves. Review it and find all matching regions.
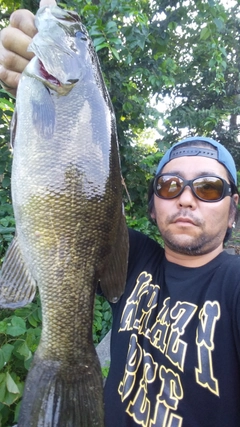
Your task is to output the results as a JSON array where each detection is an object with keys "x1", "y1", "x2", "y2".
[
  {"x1": 157, "y1": 1, "x2": 240, "y2": 168},
  {"x1": 93, "y1": 296, "x2": 112, "y2": 345},
  {"x1": 0, "y1": 371, "x2": 23, "y2": 409},
  {"x1": 6, "y1": 317, "x2": 27, "y2": 337},
  {"x1": 0, "y1": 297, "x2": 42, "y2": 425},
  {"x1": 6, "y1": 372, "x2": 19, "y2": 395},
  {"x1": 0, "y1": 344, "x2": 14, "y2": 370}
]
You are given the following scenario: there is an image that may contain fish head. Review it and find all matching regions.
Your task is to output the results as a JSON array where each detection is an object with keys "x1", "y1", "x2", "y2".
[{"x1": 25, "y1": 6, "x2": 93, "y2": 95}]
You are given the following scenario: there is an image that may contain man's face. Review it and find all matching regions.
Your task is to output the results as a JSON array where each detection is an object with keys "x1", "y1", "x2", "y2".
[{"x1": 151, "y1": 156, "x2": 238, "y2": 258}]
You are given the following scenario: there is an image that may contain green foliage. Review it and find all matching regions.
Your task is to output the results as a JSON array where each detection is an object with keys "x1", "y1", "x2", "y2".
[
  {"x1": 122, "y1": 142, "x2": 164, "y2": 244},
  {"x1": 0, "y1": 296, "x2": 42, "y2": 426},
  {"x1": 158, "y1": 1, "x2": 240, "y2": 168},
  {"x1": 93, "y1": 296, "x2": 112, "y2": 346},
  {"x1": 0, "y1": 0, "x2": 21, "y2": 23},
  {"x1": 0, "y1": 293, "x2": 113, "y2": 424},
  {"x1": 101, "y1": 362, "x2": 110, "y2": 379},
  {"x1": 0, "y1": 293, "x2": 113, "y2": 425},
  {"x1": 0, "y1": 92, "x2": 15, "y2": 264}
]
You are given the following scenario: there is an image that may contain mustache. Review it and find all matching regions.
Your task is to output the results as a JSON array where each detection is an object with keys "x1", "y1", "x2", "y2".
[{"x1": 167, "y1": 210, "x2": 203, "y2": 226}]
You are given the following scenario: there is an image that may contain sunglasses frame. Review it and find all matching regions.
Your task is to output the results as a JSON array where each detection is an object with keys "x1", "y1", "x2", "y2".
[{"x1": 153, "y1": 174, "x2": 233, "y2": 202}]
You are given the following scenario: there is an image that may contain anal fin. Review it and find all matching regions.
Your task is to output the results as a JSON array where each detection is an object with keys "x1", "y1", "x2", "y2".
[{"x1": 0, "y1": 236, "x2": 37, "y2": 308}]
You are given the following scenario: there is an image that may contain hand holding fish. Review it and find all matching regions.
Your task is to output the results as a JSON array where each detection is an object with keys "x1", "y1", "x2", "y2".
[{"x1": 0, "y1": 0, "x2": 56, "y2": 96}]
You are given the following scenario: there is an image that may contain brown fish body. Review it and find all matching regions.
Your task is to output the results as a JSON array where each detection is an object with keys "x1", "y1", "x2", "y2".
[{"x1": 0, "y1": 6, "x2": 128, "y2": 426}]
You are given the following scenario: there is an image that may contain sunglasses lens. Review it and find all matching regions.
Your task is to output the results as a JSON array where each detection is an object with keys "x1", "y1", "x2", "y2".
[
  {"x1": 193, "y1": 177, "x2": 223, "y2": 201},
  {"x1": 154, "y1": 175, "x2": 226, "y2": 201},
  {"x1": 156, "y1": 176, "x2": 183, "y2": 199}
]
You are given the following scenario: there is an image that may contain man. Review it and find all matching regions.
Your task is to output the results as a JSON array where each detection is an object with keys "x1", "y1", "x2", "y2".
[
  {"x1": 1, "y1": 6, "x2": 240, "y2": 427},
  {"x1": 104, "y1": 137, "x2": 240, "y2": 426}
]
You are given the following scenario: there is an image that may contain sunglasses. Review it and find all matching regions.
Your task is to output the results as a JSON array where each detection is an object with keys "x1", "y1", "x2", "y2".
[{"x1": 153, "y1": 174, "x2": 233, "y2": 202}]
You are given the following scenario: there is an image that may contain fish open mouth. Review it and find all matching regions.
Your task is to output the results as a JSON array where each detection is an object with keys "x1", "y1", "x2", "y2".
[
  {"x1": 37, "y1": 59, "x2": 78, "y2": 95},
  {"x1": 39, "y1": 60, "x2": 61, "y2": 87},
  {"x1": 25, "y1": 56, "x2": 78, "y2": 95}
]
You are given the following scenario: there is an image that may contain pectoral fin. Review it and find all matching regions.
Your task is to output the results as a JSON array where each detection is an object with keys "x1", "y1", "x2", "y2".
[
  {"x1": 100, "y1": 216, "x2": 129, "y2": 303},
  {"x1": 31, "y1": 81, "x2": 55, "y2": 139},
  {"x1": 0, "y1": 236, "x2": 37, "y2": 308}
]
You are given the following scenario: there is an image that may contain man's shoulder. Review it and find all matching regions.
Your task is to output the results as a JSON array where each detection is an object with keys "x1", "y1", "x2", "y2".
[
  {"x1": 221, "y1": 250, "x2": 240, "y2": 268},
  {"x1": 127, "y1": 227, "x2": 164, "y2": 271},
  {"x1": 212, "y1": 251, "x2": 240, "y2": 294},
  {"x1": 128, "y1": 227, "x2": 161, "y2": 248}
]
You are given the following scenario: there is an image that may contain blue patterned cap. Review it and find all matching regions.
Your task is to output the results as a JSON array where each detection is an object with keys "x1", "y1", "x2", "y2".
[{"x1": 156, "y1": 136, "x2": 237, "y2": 185}]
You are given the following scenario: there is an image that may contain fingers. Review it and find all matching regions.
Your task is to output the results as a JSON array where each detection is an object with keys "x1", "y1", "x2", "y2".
[
  {"x1": 0, "y1": 29, "x2": 33, "y2": 96},
  {"x1": 9, "y1": 9, "x2": 37, "y2": 38},
  {"x1": 0, "y1": 67, "x2": 19, "y2": 97},
  {"x1": 1, "y1": 27, "x2": 34, "y2": 63},
  {"x1": 0, "y1": 1, "x2": 57, "y2": 96},
  {"x1": 0, "y1": 9, "x2": 36, "y2": 95}
]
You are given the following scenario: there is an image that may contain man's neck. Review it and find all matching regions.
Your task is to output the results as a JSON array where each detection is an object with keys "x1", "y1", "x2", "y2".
[{"x1": 164, "y1": 244, "x2": 223, "y2": 267}]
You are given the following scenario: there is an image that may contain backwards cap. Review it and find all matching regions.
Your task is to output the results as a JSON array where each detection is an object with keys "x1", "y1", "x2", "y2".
[{"x1": 156, "y1": 136, "x2": 237, "y2": 185}]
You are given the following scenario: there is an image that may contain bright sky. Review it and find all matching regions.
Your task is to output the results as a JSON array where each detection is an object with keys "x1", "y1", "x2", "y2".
[{"x1": 220, "y1": 0, "x2": 238, "y2": 7}]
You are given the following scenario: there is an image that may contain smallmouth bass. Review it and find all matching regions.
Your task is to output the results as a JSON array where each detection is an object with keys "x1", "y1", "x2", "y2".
[{"x1": 0, "y1": 6, "x2": 128, "y2": 426}]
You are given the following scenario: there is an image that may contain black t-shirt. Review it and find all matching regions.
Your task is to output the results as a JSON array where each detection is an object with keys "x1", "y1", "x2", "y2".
[{"x1": 104, "y1": 228, "x2": 240, "y2": 427}]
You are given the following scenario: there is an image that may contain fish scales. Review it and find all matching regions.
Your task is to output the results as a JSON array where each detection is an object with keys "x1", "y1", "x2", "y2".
[{"x1": 0, "y1": 6, "x2": 128, "y2": 426}]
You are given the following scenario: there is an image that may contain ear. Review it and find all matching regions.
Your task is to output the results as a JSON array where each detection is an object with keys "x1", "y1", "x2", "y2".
[
  {"x1": 233, "y1": 193, "x2": 239, "y2": 206},
  {"x1": 228, "y1": 194, "x2": 239, "y2": 228},
  {"x1": 151, "y1": 212, "x2": 156, "y2": 220},
  {"x1": 150, "y1": 200, "x2": 156, "y2": 220}
]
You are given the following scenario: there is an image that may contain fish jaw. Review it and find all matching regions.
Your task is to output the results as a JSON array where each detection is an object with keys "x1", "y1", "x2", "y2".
[
  {"x1": 24, "y1": 56, "x2": 77, "y2": 96},
  {"x1": 25, "y1": 6, "x2": 93, "y2": 94}
]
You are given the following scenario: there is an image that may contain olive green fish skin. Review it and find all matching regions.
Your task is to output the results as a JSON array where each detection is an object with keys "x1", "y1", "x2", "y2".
[{"x1": 0, "y1": 6, "x2": 128, "y2": 426}]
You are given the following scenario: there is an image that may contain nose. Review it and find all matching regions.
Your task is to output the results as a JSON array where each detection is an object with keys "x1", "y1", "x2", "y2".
[{"x1": 177, "y1": 185, "x2": 197, "y2": 208}]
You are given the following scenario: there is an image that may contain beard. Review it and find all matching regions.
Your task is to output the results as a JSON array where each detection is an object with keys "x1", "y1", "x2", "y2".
[
  {"x1": 161, "y1": 230, "x2": 216, "y2": 256},
  {"x1": 157, "y1": 210, "x2": 225, "y2": 256}
]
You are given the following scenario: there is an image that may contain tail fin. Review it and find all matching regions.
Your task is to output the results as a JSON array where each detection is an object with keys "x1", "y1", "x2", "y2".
[{"x1": 18, "y1": 352, "x2": 104, "y2": 427}]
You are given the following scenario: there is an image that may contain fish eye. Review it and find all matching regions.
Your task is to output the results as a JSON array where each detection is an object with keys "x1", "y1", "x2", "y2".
[{"x1": 75, "y1": 31, "x2": 87, "y2": 41}]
